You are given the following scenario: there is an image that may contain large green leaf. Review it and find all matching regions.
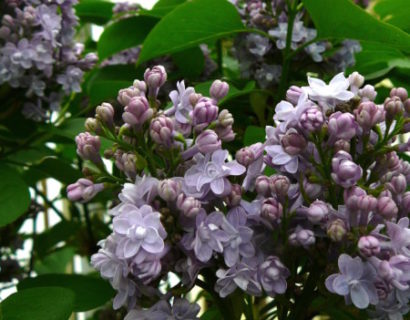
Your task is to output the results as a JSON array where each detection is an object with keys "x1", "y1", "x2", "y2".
[
  {"x1": 303, "y1": 0, "x2": 410, "y2": 52},
  {"x1": 373, "y1": 0, "x2": 410, "y2": 32},
  {"x1": 243, "y1": 126, "x2": 265, "y2": 146},
  {"x1": 1, "y1": 287, "x2": 75, "y2": 320},
  {"x1": 97, "y1": 16, "x2": 159, "y2": 61},
  {"x1": 34, "y1": 247, "x2": 76, "y2": 275},
  {"x1": 18, "y1": 274, "x2": 115, "y2": 312},
  {"x1": 171, "y1": 46, "x2": 205, "y2": 79},
  {"x1": 30, "y1": 158, "x2": 81, "y2": 185},
  {"x1": 74, "y1": 0, "x2": 114, "y2": 25},
  {"x1": 146, "y1": 0, "x2": 187, "y2": 17},
  {"x1": 138, "y1": 0, "x2": 244, "y2": 63},
  {"x1": 0, "y1": 165, "x2": 30, "y2": 227}
]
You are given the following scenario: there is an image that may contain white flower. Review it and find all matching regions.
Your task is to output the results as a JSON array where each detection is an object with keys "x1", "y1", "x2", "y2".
[{"x1": 303, "y1": 73, "x2": 354, "y2": 110}]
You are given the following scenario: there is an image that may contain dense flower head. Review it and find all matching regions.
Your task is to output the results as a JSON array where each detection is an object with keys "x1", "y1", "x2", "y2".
[
  {"x1": 68, "y1": 67, "x2": 409, "y2": 319},
  {"x1": 0, "y1": 0, "x2": 96, "y2": 121}
]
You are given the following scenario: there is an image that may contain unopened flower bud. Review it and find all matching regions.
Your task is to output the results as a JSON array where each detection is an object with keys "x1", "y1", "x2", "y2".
[
  {"x1": 334, "y1": 139, "x2": 350, "y2": 153},
  {"x1": 357, "y1": 195, "x2": 378, "y2": 212},
  {"x1": 281, "y1": 128, "x2": 307, "y2": 155},
  {"x1": 261, "y1": 198, "x2": 283, "y2": 223},
  {"x1": 289, "y1": 227, "x2": 315, "y2": 247},
  {"x1": 327, "y1": 219, "x2": 347, "y2": 242},
  {"x1": 67, "y1": 178, "x2": 104, "y2": 203},
  {"x1": 303, "y1": 180, "x2": 322, "y2": 199},
  {"x1": 286, "y1": 85, "x2": 303, "y2": 105},
  {"x1": 144, "y1": 65, "x2": 167, "y2": 97},
  {"x1": 150, "y1": 115, "x2": 174, "y2": 146},
  {"x1": 358, "y1": 84, "x2": 377, "y2": 101},
  {"x1": 390, "y1": 87, "x2": 408, "y2": 101},
  {"x1": 215, "y1": 125, "x2": 235, "y2": 142},
  {"x1": 85, "y1": 117, "x2": 101, "y2": 134},
  {"x1": 344, "y1": 186, "x2": 367, "y2": 210},
  {"x1": 386, "y1": 174, "x2": 406, "y2": 194},
  {"x1": 176, "y1": 194, "x2": 201, "y2": 218},
  {"x1": 225, "y1": 184, "x2": 242, "y2": 207},
  {"x1": 123, "y1": 96, "x2": 153, "y2": 127},
  {"x1": 189, "y1": 93, "x2": 202, "y2": 106},
  {"x1": 236, "y1": 147, "x2": 255, "y2": 166},
  {"x1": 210, "y1": 80, "x2": 229, "y2": 101},
  {"x1": 348, "y1": 71, "x2": 364, "y2": 93},
  {"x1": 133, "y1": 79, "x2": 147, "y2": 92},
  {"x1": 331, "y1": 151, "x2": 362, "y2": 188},
  {"x1": 307, "y1": 200, "x2": 329, "y2": 224},
  {"x1": 384, "y1": 96, "x2": 404, "y2": 119},
  {"x1": 299, "y1": 107, "x2": 324, "y2": 132},
  {"x1": 328, "y1": 112, "x2": 358, "y2": 141},
  {"x1": 269, "y1": 175, "x2": 290, "y2": 198},
  {"x1": 196, "y1": 129, "x2": 221, "y2": 154},
  {"x1": 158, "y1": 179, "x2": 181, "y2": 202},
  {"x1": 404, "y1": 99, "x2": 410, "y2": 113},
  {"x1": 401, "y1": 192, "x2": 410, "y2": 214},
  {"x1": 358, "y1": 235, "x2": 380, "y2": 257},
  {"x1": 117, "y1": 86, "x2": 143, "y2": 106},
  {"x1": 255, "y1": 176, "x2": 270, "y2": 196},
  {"x1": 96, "y1": 102, "x2": 114, "y2": 128},
  {"x1": 354, "y1": 101, "x2": 384, "y2": 131},
  {"x1": 75, "y1": 132, "x2": 102, "y2": 164},
  {"x1": 377, "y1": 196, "x2": 398, "y2": 219},
  {"x1": 193, "y1": 98, "x2": 218, "y2": 130},
  {"x1": 218, "y1": 109, "x2": 234, "y2": 127}
]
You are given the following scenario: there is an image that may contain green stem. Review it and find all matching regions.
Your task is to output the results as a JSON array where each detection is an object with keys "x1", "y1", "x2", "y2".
[{"x1": 34, "y1": 187, "x2": 66, "y2": 221}]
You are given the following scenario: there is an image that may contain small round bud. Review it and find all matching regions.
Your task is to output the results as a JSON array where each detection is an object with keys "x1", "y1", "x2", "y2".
[
  {"x1": 75, "y1": 132, "x2": 102, "y2": 164},
  {"x1": 354, "y1": 101, "x2": 384, "y2": 131},
  {"x1": 344, "y1": 186, "x2": 367, "y2": 210},
  {"x1": 358, "y1": 235, "x2": 380, "y2": 257},
  {"x1": 196, "y1": 130, "x2": 221, "y2": 154},
  {"x1": 150, "y1": 115, "x2": 174, "y2": 146},
  {"x1": 331, "y1": 151, "x2": 362, "y2": 188},
  {"x1": 67, "y1": 179, "x2": 104, "y2": 203},
  {"x1": 334, "y1": 139, "x2": 350, "y2": 153},
  {"x1": 193, "y1": 98, "x2": 218, "y2": 130},
  {"x1": 286, "y1": 85, "x2": 303, "y2": 105},
  {"x1": 158, "y1": 179, "x2": 181, "y2": 202},
  {"x1": 390, "y1": 87, "x2": 408, "y2": 101},
  {"x1": 210, "y1": 80, "x2": 229, "y2": 101},
  {"x1": 404, "y1": 99, "x2": 410, "y2": 113},
  {"x1": 215, "y1": 125, "x2": 235, "y2": 142},
  {"x1": 189, "y1": 93, "x2": 202, "y2": 106},
  {"x1": 218, "y1": 109, "x2": 234, "y2": 127},
  {"x1": 307, "y1": 200, "x2": 329, "y2": 224},
  {"x1": 386, "y1": 174, "x2": 407, "y2": 194},
  {"x1": 289, "y1": 227, "x2": 315, "y2": 247},
  {"x1": 358, "y1": 84, "x2": 377, "y2": 101},
  {"x1": 255, "y1": 176, "x2": 270, "y2": 196},
  {"x1": 117, "y1": 86, "x2": 143, "y2": 106},
  {"x1": 144, "y1": 65, "x2": 167, "y2": 96},
  {"x1": 85, "y1": 117, "x2": 101, "y2": 134},
  {"x1": 328, "y1": 112, "x2": 358, "y2": 141},
  {"x1": 327, "y1": 219, "x2": 347, "y2": 242},
  {"x1": 377, "y1": 197, "x2": 398, "y2": 219},
  {"x1": 356, "y1": 195, "x2": 378, "y2": 212},
  {"x1": 348, "y1": 71, "x2": 364, "y2": 93},
  {"x1": 261, "y1": 198, "x2": 283, "y2": 223},
  {"x1": 269, "y1": 175, "x2": 290, "y2": 198},
  {"x1": 281, "y1": 128, "x2": 307, "y2": 155},
  {"x1": 300, "y1": 107, "x2": 324, "y2": 132},
  {"x1": 133, "y1": 79, "x2": 147, "y2": 92},
  {"x1": 176, "y1": 194, "x2": 202, "y2": 218},
  {"x1": 384, "y1": 96, "x2": 404, "y2": 120},
  {"x1": 96, "y1": 102, "x2": 114, "y2": 128},
  {"x1": 236, "y1": 147, "x2": 255, "y2": 166},
  {"x1": 123, "y1": 96, "x2": 153, "y2": 127}
]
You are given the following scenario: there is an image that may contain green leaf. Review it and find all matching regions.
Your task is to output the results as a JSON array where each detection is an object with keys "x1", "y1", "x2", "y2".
[
  {"x1": 0, "y1": 165, "x2": 30, "y2": 227},
  {"x1": 87, "y1": 65, "x2": 144, "y2": 105},
  {"x1": 53, "y1": 118, "x2": 87, "y2": 140},
  {"x1": 146, "y1": 0, "x2": 187, "y2": 17},
  {"x1": 303, "y1": 0, "x2": 410, "y2": 52},
  {"x1": 243, "y1": 126, "x2": 265, "y2": 146},
  {"x1": 18, "y1": 274, "x2": 115, "y2": 312},
  {"x1": 97, "y1": 16, "x2": 159, "y2": 61},
  {"x1": 30, "y1": 157, "x2": 81, "y2": 185},
  {"x1": 138, "y1": 0, "x2": 244, "y2": 63},
  {"x1": 34, "y1": 247, "x2": 75, "y2": 275},
  {"x1": 171, "y1": 46, "x2": 205, "y2": 79},
  {"x1": 373, "y1": 0, "x2": 410, "y2": 32},
  {"x1": 7, "y1": 146, "x2": 55, "y2": 164},
  {"x1": 1, "y1": 287, "x2": 75, "y2": 320},
  {"x1": 74, "y1": 0, "x2": 114, "y2": 25}
]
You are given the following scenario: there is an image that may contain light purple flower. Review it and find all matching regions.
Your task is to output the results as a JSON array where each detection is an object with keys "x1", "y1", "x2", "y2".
[
  {"x1": 113, "y1": 204, "x2": 167, "y2": 259},
  {"x1": 386, "y1": 218, "x2": 410, "y2": 257},
  {"x1": 210, "y1": 79, "x2": 229, "y2": 101},
  {"x1": 289, "y1": 226, "x2": 315, "y2": 248},
  {"x1": 184, "y1": 150, "x2": 246, "y2": 197},
  {"x1": 331, "y1": 151, "x2": 363, "y2": 188},
  {"x1": 258, "y1": 256, "x2": 290, "y2": 297},
  {"x1": 328, "y1": 111, "x2": 358, "y2": 142},
  {"x1": 169, "y1": 81, "x2": 195, "y2": 124},
  {"x1": 67, "y1": 178, "x2": 104, "y2": 203},
  {"x1": 75, "y1": 132, "x2": 102, "y2": 164},
  {"x1": 123, "y1": 96, "x2": 153, "y2": 128},
  {"x1": 325, "y1": 254, "x2": 378, "y2": 309}
]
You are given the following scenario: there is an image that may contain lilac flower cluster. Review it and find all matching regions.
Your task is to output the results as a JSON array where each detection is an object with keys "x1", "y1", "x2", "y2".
[
  {"x1": 232, "y1": 1, "x2": 361, "y2": 88},
  {"x1": 0, "y1": 0, "x2": 97, "y2": 121},
  {"x1": 68, "y1": 66, "x2": 409, "y2": 319}
]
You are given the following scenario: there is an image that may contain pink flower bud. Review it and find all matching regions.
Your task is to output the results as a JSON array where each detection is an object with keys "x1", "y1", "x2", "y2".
[
  {"x1": 354, "y1": 101, "x2": 384, "y2": 131},
  {"x1": 281, "y1": 128, "x2": 307, "y2": 155},
  {"x1": 299, "y1": 107, "x2": 324, "y2": 132},
  {"x1": 85, "y1": 117, "x2": 101, "y2": 134},
  {"x1": 334, "y1": 139, "x2": 351, "y2": 153},
  {"x1": 358, "y1": 84, "x2": 377, "y2": 101},
  {"x1": 286, "y1": 85, "x2": 303, "y2": 105},
  {"x1": 358, "y1": 235, "x2": 380, "y2": 257},
  {"x1": 67, "y1": 178, "x2": 104, "y2": 203},
  {"x1": 307, "y1": 200, "x2": 329, "y2": 223},
  {"x1": 261, "y1": 198, "x2": 283, "y2": 223},
  {"x1": 236, "y1": 147, "x2": 255, "y2": 166},
  {"x1": 114, "y1": 151, "x2": 137, "y2": 180},
  {"x1": 133, "y1": 80, "x2": 147, "y2": 92},
  {"x1": 269, "y1": 175, "x2": 290, "y2": 198},
  {"x1": 210, "y1": 80, "x2": 229, "y2": 101},
  {"x1": 117, "y1": 86, "x2": 144, "y2": 106},
  {"x1": 196, "y1": 129, "x2": 221, "y2": 154},
  {"x1": 386, "y1": 174, "x2": 407, "y2": 194},
  {"x1": 255, "y1": 176, "x2": 270, "y2": 196},
  {"x1": 123, "y1": 96, "x2": 153, "y2": 127},
  {"x1": 289, "y1": 227, "x2": 315, "y2": 247},
  {"x1": 390, "y1": 87, "x2": 408, "y2": 101},
  {"x1": 158, "y1": 179, "x2": 181, "y2": 202},
  {"x1": 215, "y1": 125, "x2": 235, "y2": 142},
  {"x1": 144, "y1": 65, "x2": 167, "y2": 97},
  {"x1": 328, "y1": 112, "x2": 358, "y2": 142},
  {"x1": 331, "y1": 151, "x2": 362, "y2": 188},
  {"x1": 225, "y1": 184, "x2": 242, "y2": 207},
  {"x1": 348, "y1": 71, "x2": 364, "y2": 93},
  {"x1": 384, "y1": 97, "x2": 404, "y2": 119},
  {"x1": 377, "y1": 196, "x2": 398, "y2": 219},
  {"x1": 75, "y1": 132, "x2": 102, "y2": 164},
  {"x1": 344, "y1": 186, "x2": 367, "y2": 210},
  {"x1": 357, "y1": 195, "x2": 378, "y2": 212},
  {"x1": 193, "y1": 98, "x2": 218, "y2": 130},
  {"x1": 176, "y1": 194, "x2": 201, "y2": 218},
  {"x1": 150, "y1": 115, "x2": 174, "y2": 146}
]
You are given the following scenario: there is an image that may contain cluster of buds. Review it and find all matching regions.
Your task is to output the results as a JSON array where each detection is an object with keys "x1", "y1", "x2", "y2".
[{"x1": 67, "y1": 68, "x2": 409, "y2": 319}]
